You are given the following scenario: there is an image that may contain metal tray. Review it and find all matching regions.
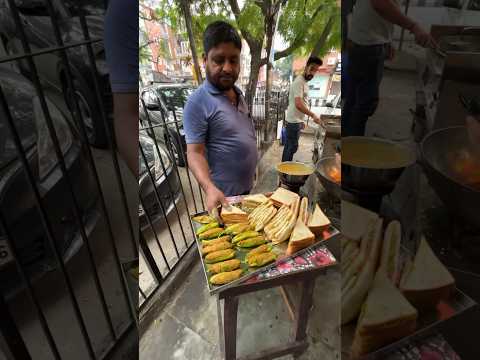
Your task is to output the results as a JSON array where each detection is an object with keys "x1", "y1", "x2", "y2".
[
  {"x1": 190, "y1": 208, "x2": 340, "y2": 295},
  {"x1": 341, "y1": 246, "x2": 476, "y2": 360}
]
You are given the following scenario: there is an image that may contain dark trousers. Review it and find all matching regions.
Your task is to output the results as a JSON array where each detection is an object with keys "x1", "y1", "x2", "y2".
[
  {"x1": 281, "y1": 122, "x2": 301, "y2": 162},
  {"x1": 342, "y1": 42, "x2": 386, "y2": 137}
]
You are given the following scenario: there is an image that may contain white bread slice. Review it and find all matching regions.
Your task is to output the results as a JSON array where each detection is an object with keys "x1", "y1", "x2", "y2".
[
  {"x1": 270, "y1": 187, "x2": 299, "y2": 208},
  {"x1": 307, "y1": 204, "x2": 331, "y2": 235},
  {"x1": 221, "y1": 205, "x2": 248, "y2": 223},
  {"x1": 399, "y1": 237, "x2": 455, "y2": 310},
  {"x1": 342, "y1": 218, "x2": 381, "y2": 288},
  {"x1": 341, "y1": 217, "x2": 383, "y2": 325},
  {"x1": 286, "y1": 217, "x2": 315, "y2": 255},
  {"x1": 351, "y1": 272, "x2": 417, "y2": 358},
  {"x1": 378, "y1": 220, "x2": 401, "y2": 284},
  {"x1": 242, "y1": 193, "x2": 269, "y2": 208},
  {"x1": 341, "y1": 200, "x2": 379, "y2": 241},
  {"x1": 298, "y1": 197, "x2": 309, "y2": 224}
]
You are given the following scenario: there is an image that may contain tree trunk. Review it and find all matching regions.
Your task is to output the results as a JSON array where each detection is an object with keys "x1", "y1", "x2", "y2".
[
  {"x1": 179, "y1": 0, "x2": 203, "y2": 84},
  {"x1": 245, "y1": 45, "x2": 262, "y2": 113},
  {"x1": 309, "y1": 15, "x2": 335, "y2": 58}
]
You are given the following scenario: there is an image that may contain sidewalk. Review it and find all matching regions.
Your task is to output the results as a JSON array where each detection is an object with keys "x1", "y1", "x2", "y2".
[{"x1": 139, "y1": 132, "x2": 341, "y2": 360}]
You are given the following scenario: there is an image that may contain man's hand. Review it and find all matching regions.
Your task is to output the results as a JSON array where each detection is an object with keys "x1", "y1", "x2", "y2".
[
  {"x1": 411, "y1": 24, "x2": 437, "y2": 48},
  {"x1": 386, "y1": 43, "x2": 396, "y2": 61},
  {"x1": 205, "y1": 184, "x2": 227, "y2": 212},
  {"x1": 300, "y1": 122, "x2": 306, "y2": 130},
  {"x1": 313, "y1": 115, "x2": 324, "y2": 128}
]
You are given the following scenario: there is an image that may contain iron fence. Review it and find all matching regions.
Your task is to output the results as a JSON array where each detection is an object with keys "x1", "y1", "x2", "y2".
[
  {"x1": 137, "y1": 84, "x2": 288, "y2": 310},
  {"x1": 0, "y1": 1, "x2": 136, "y2": 359}
]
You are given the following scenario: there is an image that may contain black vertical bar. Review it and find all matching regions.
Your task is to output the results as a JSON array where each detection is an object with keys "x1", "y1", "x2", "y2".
[
  {"x1": 138, "y1": 104, "x2": 189, "y2": 249},
  {"x1": 139, "y1": 196, "x2": 171, "y2": 272},
  {"x1": 139, "y1": 143, "x2": 180, "y2": 259},
  {"x1": 0, "y1": 213, "x2": 61, "y2": 359},
  {"x1": 39, "y1": 4, "x2": 136, "y2": 326},
  {"x1": 0, "y1": 84, "x2": 95, "y2": 359},
  {"x1": 78, "y1": 11, "x2": 138, "y2": 256},
  {"x1": 139, "y1": 232, "x2": 163, "y2": 283},
  {"x1": 0, "y1": 293, "x2": 31, "y2": 359}
]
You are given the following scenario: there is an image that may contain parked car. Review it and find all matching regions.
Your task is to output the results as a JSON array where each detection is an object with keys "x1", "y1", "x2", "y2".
[
  {"x1": 139, "y1": 133, "x2": 182, "y2": 231},
  {"x1": 0, "y1": 0, "x2": 111, "y2": 148},
  {"x1": 0, "y1": 69, "x2": 100, "y2": 297},
  {"x1": 140, "y1": 83, "x2": 195, "y2": 167}
]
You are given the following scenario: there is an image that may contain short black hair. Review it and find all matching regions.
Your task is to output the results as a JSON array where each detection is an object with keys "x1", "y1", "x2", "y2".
[
  {"x1": 306, "y1": 57, "x2": 323, "y2": 67},
  {"x1": 203, "y1": 21, "x2": 242, "y2": 56}
]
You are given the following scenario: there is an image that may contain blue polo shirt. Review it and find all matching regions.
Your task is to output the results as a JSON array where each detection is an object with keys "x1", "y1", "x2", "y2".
[{"x1": 183, "y1": 80, "x2": 258, "y2": 196}]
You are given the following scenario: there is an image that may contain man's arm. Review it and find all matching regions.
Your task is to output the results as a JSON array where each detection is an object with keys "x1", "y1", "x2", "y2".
[
  {"x1": 295, "y1": 97, "x2": 317, "y2": 119},
  {"x1": 113, "y1": 93, "x2": 138, "y2": 178},
  {"x1": 187, "y1": 144, "x2": 226, "y2": 211},
  {"x1": 370, "y1": 0, "x2": 436, "y2": 48}
]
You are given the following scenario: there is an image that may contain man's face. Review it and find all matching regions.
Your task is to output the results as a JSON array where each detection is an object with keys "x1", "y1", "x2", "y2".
[
  {"x1": 304, "y1": 64, "x2": 320, "y2": 81},
  {"x1": 204, "y1": 42, "x2": 241, "y2": 91}
]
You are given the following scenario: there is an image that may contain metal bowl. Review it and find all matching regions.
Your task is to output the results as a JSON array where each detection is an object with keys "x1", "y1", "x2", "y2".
[
  {"x1": 315, "y1": 156, "x2": 341, "y2": 199},
  {"x1": 276, "y1": 161, "x2": 314, "y2": 187},
  {"x1": 342, "y1": 136, "x2": 416, "y2": 195},
  {"x1": 421, "y1": 126, "x2": 480, "y2": 229}
]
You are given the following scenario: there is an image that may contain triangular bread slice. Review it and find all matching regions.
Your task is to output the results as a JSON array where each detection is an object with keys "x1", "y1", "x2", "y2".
[
  {"x1": 341, "y1": 200, "x2": 379, "y2": 241},
  {"x1": 286, "y1": 217, "x2": 315, "y2": 255},
  {"x1": 307, "y1": 204, "x2": 330, "y2": 235},
  {"x1": 399, "y1": 237, "x2": 455, "y2": 310},
  {"x1": 378, "y1": 220, "x2": 401, "y2": 284},
  {"x1": 221, "y1": 205, "x2": 248, "y2": 223},
  {"x1": 270, "y1": 187, "x2": 299, "y2": 208},
  {"x1": 351, "y1": 272, "x2": 417, "y2": 358}
]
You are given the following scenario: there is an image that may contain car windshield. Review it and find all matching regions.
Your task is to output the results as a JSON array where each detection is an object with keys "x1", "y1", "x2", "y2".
[{"x1": 157, "y1": 87, "x2": 194, "y2": 112}]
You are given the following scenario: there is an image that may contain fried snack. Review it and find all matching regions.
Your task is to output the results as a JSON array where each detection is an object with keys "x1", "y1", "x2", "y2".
[
  {"x1": 236, "y1": 236, "x2": 267, "y2": 248},
  {"x1": 198, "y1": 228, "x2": 224, "y2": 240},
  {"x1": 224, "y1": 223, "x2": 251, "y2": 235},
  {"x1": 232, "y1": 231, "x2": 260, "y2": 244},
  {"x1": 192, "y1": 215, "x2": 216, "y2": 224},
  {"x1": 209, "y1": 269, "x2": 243, "y2": 285},
  {"x1": 248, "y1": 201, "x2": 271, "y2": 222},
  {"x1": 196, "y1": 222, "x2": 219, "y2": 235},
  {"x1": 204, "y1": 249, "x2": 236, "y2": 263},
  {"x1": 207, "y1": 259, "x2": 241, "y2": 274},
  {"x1": 201, "y1": 235, "x2": 231, "y2": 246},
  {"x1": 202, "y1": 241, "x2": 233, "y2": 256},
  {"x1": 246, "y1": 244, "x2": 272, "y2": 259},
  {"x1": 247, "y1": 252, "x2": 277, "y2": 267},
  {"x1": 264, "y1": 205, "x2": 289, "y2": 232}
]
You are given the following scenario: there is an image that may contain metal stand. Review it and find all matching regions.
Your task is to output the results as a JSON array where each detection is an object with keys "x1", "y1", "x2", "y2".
[{"x1": 216, "y1": 267, "x2": 328, "y2": 360}]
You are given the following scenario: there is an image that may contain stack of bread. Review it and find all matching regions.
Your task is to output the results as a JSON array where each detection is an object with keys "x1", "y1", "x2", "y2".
[
  {"x1": 220, "y1": 205, "x2": 248, "y2": 224},
  {"x1": 242, "y1": 194, "x2": 269, "y2": 209},
  {"x1": 341, "y1": 200, "x2": 456, "y2": 359},
  {"x1": 269, "y1": 187, "x2": 299, "y2": 208}
]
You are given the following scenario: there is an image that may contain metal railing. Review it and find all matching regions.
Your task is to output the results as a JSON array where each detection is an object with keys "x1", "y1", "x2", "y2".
[
  {"x1": 0, "y1": 1, "x2": 136, "y2": 359},
  {"x1": 137, "y1": 86, "x2": 287, "y2": 310}
]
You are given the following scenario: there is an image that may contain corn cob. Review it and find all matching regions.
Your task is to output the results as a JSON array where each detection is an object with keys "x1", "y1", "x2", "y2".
[
  {"x1": 246, "y1": 244, "x2": 272, "y2": 259},
  {"x1": 232, "y1": 231, "x2": 260, "y2": 244},
  {"x1": 207, "y1": 259, "x2": 241, "y2": 274},
  {"x1": 198, "y1": 227, "x2": 224, "y2": 240},
  {"x1": 202, "y1": 241, "x2": 233, "y2": 256},
  {"x1": 236, "y1": 236, "x2": 267, "y2": 248},
  {"x1": 247, "y1": 252, "x2": 276, "y2": 267},
  {"x1": 209, "y1": 269, "x2": 243, "y2": 285},
  {"x1": 205, "y1": 249, "x2": 236, "y2": 263},
  {"x1": 196, "y1": 222, "x2": 219, "y2": 235},
  {"x1": 201, "y1": 235, "x2": 231, "y2": 246}
]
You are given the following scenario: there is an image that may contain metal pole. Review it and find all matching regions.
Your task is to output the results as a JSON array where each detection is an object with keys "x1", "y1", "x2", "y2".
[
  {"x1": 398, "y1": 0, "x2": 411, "y2": 51},
  {"x1": 0, "y1": 293, "x2": 31, "y2": 359}
]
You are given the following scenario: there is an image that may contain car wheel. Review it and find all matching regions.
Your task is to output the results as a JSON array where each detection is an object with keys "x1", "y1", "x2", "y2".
[
  {"x1": 165, "y1": 133, "x2": 185, "y2": 168},
  {"x1": 65, "y1": 78, "x2": 108, "y2": 148}
]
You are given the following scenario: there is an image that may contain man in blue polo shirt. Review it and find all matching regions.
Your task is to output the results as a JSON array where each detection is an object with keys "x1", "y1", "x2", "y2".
[{"x1": 183, "y1": 21, "x2": 257, "y2": 211}]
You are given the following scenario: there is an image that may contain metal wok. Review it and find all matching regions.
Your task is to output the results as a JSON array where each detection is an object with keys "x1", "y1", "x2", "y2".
[
  {"x1": 421, "y1": 126, "x2": 480, "y2": 228},
  {"x1": 315, "y1": 156, "x2": 341, "y2": 200}
]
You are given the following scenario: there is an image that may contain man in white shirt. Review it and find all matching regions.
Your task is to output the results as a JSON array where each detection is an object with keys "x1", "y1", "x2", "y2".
[
  {"x1": 282, "y1": 57, "x2": 323, "y2": 162},
  {"x1": 343, "y1": 0, "x2": 437, "y2": 136}
]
